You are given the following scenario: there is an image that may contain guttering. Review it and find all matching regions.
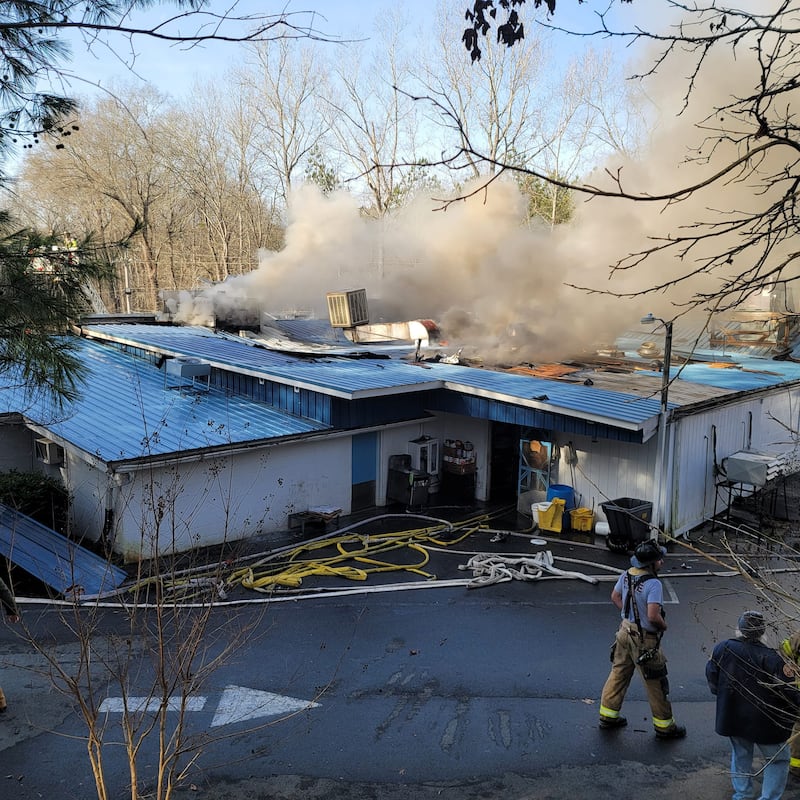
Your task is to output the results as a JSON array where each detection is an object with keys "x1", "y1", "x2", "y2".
[
  {"x1": 669, "y1": 378, "x2": 800, "y2": 419},
  {"x1": 103, "y1": 416, "x2": 435, "y2": 474}
]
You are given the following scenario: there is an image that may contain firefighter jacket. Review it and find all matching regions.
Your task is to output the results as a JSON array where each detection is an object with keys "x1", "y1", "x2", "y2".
[
  {"x1": 706, "y1": 636, "x2": 800, "y2": 744},
  {"x1": 781, "y1": 632, "x2": 800, "y2": 676}
]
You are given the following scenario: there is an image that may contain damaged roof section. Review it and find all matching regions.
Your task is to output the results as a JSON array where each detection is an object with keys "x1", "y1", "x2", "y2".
[
  {"x1": 0, "y1": 503, "x2": 127, "y2": 597},
  {"x1": 81, "y1": 322, "x2": 667, "y2": 430},
  {"x1": 8, "y1": 309, "x2": 800, "y2": 474}
]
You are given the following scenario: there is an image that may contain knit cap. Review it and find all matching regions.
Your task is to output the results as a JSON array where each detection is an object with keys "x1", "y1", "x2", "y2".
[{"x1": 737, "y1": 610, "x2": 766, "y2": 641}]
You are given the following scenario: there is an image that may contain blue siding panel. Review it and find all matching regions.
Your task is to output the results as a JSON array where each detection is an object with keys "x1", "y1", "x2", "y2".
[
  {"x1": 427, "y1": 393, "x2": 643, "y2": 443},
  {"x1": 352, "y1": 432, "x2": 378, "y2": 484}
]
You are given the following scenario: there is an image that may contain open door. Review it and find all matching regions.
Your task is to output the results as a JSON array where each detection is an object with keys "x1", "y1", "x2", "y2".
[{"x1": 351, "y1": 432, "x2": 378, "y2": 512}]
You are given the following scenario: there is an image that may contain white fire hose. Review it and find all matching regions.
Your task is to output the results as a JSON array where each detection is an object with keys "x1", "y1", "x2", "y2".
[{"x1": 460, "y1": 550, "x2": 600, "y2": 589}]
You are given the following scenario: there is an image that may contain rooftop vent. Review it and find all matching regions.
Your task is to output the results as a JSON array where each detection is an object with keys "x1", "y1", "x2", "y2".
[
  {"x1": 165, "y1": 358, "x2": 211, "y2": 379},
  {"x1": 326, "y1": 289, "x2": 369, "y2": 328}
]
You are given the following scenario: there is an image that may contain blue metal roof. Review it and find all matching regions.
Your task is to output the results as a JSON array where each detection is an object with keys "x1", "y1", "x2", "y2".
[
  {"x1": 82, "y1": 324, "x2": 443, "y2": 397},
  {"x1": 672, "y1": 358, "x2": 800, "y2": 392},
  {"x1": 0, "y1": 337, "x2": 328, "y2": 463},
  {"x1": 0, "y1": 503, "x2": 128, "y2": 597},
  {"x1": 76, "y1": 321, "x2": 800, "y2": 439},
  {"x1": 426, "y1": 361, "x2": 663, "y2": 426},
  {"x1": 270, "y1": 318, "x2": 351, "y2": 344},
  {"x1": 80, "y1": 323, "x2": 665, "y2": 431}
]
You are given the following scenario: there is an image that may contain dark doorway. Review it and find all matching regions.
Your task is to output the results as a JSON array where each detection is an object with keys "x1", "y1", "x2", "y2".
[
  {"x1": 351, "y1": 432, "x2": 378, "y2": 511},
  {"x1": 489, "y1": 421, "x2": 520, "y2": 503}
]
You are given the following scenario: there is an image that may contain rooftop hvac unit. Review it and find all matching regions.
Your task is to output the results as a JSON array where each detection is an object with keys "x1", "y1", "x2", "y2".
[
  {"x1": 165, "y1": 358, "x2": 211, "y2": 379},
  {"x1": 326, "y1": 289, "x2": 369, "y2": 328},
  {"x1": 36, "y1": 438, "x2": 64, "y2": 466}
]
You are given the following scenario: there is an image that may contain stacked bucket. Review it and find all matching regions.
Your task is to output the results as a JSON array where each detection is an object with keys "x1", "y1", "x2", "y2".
[{"x1": 532, "y1": 485, "x2": 593, "y2": 533}]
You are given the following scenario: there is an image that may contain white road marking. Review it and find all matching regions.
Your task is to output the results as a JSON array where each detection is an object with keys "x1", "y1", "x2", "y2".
[
  {"x1": 211, "y1": 684, "x2": 320, "y2": 728},
  {"x1": 98, "y1": 684, "x2": 320, "y2": 728},
  {"x1": 99, "y1": 696, "x2": 206, "y2": 714}
]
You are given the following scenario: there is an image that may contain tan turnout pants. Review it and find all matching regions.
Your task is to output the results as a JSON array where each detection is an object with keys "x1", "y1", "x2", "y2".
[{"x1": 599, "y1": 619, "x2": 677, "y2": 732}]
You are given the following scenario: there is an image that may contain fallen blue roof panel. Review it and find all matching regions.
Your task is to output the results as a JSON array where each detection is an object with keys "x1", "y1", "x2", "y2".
[{"x1": 0, "y1": 503, "x2": 128, "y2": 597}]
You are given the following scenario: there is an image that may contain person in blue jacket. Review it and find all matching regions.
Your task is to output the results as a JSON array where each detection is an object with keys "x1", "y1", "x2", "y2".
[{"x1": 706, "y1": 611, "x2": 800, "y2": 800}]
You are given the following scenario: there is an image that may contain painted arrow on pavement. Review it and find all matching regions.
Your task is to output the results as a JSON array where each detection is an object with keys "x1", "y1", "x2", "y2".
[
  {"x1": 211, "y1": 684, "x2": 319, "y2": 727},
  {"x1": 98, "y1": 684, "x2": 320, "y2": 728}
]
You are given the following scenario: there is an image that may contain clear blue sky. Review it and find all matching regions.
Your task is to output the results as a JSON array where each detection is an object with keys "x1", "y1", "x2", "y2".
[
  {"x1": 61, "y1": 0, "x2": 436, "y2": 97},
  {"x1": 60, "y1": 0, "x2": 627, "y2": 98}
]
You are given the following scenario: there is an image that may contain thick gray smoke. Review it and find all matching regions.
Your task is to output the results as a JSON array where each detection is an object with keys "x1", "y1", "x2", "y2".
[{"x1": 170, "y1": 18, "x2": 793, "y2": 365}]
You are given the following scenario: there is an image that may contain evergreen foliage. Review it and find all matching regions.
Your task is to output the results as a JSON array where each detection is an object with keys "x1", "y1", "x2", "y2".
[
  {"x1": 0, "y1": 468, "x2": 69, "y2": 532},
  {"x1": 0, "y1": 226, "x2": 111, "y2": 403}
]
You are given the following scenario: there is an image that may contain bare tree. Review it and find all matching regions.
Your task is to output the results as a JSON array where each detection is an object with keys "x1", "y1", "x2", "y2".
[
  {"x1": 15, "y1": 85, "x2": 176, "y2": 308},
  {"x1": 423, "y1": 1, "x2": 548, "y2": 181},
  {"x1": 235, "y1": 39, "x2": 330, "y2": 209},
  {"x1": 5, "y1": 413, "x2": 315, "y2": 800},
  {"x1": 0, "y1": 0, "x2": 334, "y2": 171},
  {"x1": 322, "y1": 12, "x2": 425, "y2": 217},
  {"x1": 522, "y1": 45, "x2": 647, "y2": 228},
  {"x1": 168, "y1": 85, "x2": 283, "y2": 284},
  {"x1": 21, "y1": 486, "x2": 266, "y2": 800},
  {"x1": 13, "y1": 83, "x2": 282, "y2": 308}
]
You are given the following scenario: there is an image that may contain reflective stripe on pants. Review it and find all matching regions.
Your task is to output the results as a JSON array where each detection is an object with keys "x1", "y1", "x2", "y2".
[{"x1": 599, "y1": 621, "x2": 675, "y2": 729}]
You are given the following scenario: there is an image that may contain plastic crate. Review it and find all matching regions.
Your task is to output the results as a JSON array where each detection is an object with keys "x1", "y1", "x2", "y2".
[{"x1": 600, "y1": 498, "x2": 653, "y2": 546}]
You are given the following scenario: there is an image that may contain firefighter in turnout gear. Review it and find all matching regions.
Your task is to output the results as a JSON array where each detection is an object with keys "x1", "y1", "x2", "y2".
[
  {"x1": 598, "y1": 539, "x2": 686, "y2": 739},
  {"x1": 780, "y1": 630, "x2": 800, "y2": 778}
]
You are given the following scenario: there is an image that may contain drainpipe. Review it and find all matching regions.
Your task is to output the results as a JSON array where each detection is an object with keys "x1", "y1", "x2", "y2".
[{"x1": 102, "y1": 470, "x2": 126, "y2": 556}]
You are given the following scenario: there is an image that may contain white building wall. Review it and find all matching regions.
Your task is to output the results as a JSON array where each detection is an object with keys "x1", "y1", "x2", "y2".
[
  {"x1": 558, "y1": 433, "x2": 656, "y2": 524},
  {"x1": 0, "y1": 423, "x2": 89, "y2": 536},
  {"x1": 670, "y1": 387, "x2": 800, "y2": 536},
  {"x1": 11, "y1": 386, "x2": 799, "y2": 556},
  {"x1": 377, "y1": 415, "x2": 490, "y2": 502},
  {"x1": 378, "y1": 420, "x2": 444, "y2": 504},
  {"x1": 111, "y1": 436, "x2": 353, "y2": 561},
  {"x1": 67, "y1": 455, "x2": 107, "y2": 543},
  {"x1": 440, "y1": 413, "x2": 490, "y2": 501},
  {"x1": 0, "y1": 423, "x2": 36, "y2": 472}
]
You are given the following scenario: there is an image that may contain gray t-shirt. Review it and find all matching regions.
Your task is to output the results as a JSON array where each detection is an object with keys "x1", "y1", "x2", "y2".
[{"x1": 614, "y1": 569, "x2": 663, "y2": 633}]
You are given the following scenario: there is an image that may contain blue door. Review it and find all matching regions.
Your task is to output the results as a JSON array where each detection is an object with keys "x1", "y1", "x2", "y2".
[{"x1": 351, "y1": 432, "x2": 378, "y2": 511}]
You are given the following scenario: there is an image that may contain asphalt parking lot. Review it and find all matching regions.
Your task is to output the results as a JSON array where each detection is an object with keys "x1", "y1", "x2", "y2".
[{"x1": 2, "y1": 496, "x2": 800, "y2": 799}]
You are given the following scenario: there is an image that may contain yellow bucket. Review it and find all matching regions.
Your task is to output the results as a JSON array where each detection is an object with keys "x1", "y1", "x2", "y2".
[
  {"x1": 537, "y1": 498, "x2": 565, "y2": 532},
  {"x1": 570, "y1": 507, "x2": 595, "y2": 532}
]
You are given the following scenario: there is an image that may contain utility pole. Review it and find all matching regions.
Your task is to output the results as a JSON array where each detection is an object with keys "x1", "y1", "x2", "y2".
[{"x1": 641, "y1": 314, "x2": 674, "y2": 539}]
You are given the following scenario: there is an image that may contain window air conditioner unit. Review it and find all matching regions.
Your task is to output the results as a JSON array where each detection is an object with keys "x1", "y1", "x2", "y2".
[
  {"x1": 36, "y1": 438, "x2": 64, "y2": 466},
  {"x1": 326, "y1": 289, "x2": 369, "y2": 328}
]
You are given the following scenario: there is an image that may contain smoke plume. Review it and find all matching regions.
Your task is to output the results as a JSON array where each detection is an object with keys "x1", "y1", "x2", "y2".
[{"x1": 169, "y1": 17, "x2": 794, "y2": 366}]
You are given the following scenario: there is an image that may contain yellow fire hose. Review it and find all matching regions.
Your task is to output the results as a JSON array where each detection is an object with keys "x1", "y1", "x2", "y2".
[{"x1": 118, "y1": 510, "x2": 502, "y2": 601}]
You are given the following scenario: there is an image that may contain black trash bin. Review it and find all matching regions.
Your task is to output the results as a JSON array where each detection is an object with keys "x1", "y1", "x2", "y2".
[{"x1": 600, "y1": 497, "x2": 653, "y2": 553}]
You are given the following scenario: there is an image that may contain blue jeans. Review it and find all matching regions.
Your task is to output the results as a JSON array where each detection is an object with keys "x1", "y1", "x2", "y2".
[{"x1": 729, "y1": 736, "x2": 790, "y2": 800}]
